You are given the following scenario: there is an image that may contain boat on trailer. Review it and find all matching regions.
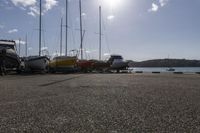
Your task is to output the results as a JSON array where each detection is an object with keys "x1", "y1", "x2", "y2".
[
  {"x1": 0, "y1": 40, "x2": 20, "y2": 75},
  {"x1": 107, "y1": 55, "x2": 129, "y2": 73},
  {"x1": 26, "y1": 56, "x2": 49, "y2": 72},
  {"x1": 49, "y1": 56, "x2": 77, "y2": 73},
  {"x1": 24, "y1": 0, "x2": 50, "y2": 73}
]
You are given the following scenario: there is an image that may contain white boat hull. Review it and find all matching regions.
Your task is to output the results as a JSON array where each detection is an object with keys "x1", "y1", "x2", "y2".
[
  {"x1": 26, "y1": 56, "x2": 49, "y2": 71},
  {"x1": 111, "y1": 59, "x2": 128, "y2": 70}
]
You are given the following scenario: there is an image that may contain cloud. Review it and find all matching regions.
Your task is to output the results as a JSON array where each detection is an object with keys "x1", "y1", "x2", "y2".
[
  {"x1": 27, "y1": 6, "x2": 40, "y2": 17},
  {"x1": 148, "y1": 3, "x2": 159, "y2": 12},
  {"x1": 85, "y1": 50, "x2": 97, "y2": 54},
  {"x1": 104, "y1": 53, "x2": 111, "y2": 56},
  {"x1": 107, "y1": 15, "x2": 115, "y2": 20},
  {"x1": 41, "y1": 47, "x2": 48, "y2": 50},
  {"x1": 11, "y1": 0, "x2": 36, "y2": 7},
  {"x1": 11, "y1": 0, "x2": 58, "y2": 17},
  {"x1": 159, "y1": 0, "x2": 169, "y2": 7},
  {"x1": 8, "y1": 29, "x2": 18, "y2": 33},
  {"x1": 27, "y1": 11, "x2": 36, "y2": 17},
  {"x1": 82, "y1": 13, "x2": 86, "y2": 16},
  {"x1": 43, "y1": 0, "x2": 58, "y2": 13},
  {"x1": 148, "y1": 0, "x2": 169, "y2": 13},
  {"x1": 15, "y1": 39, "x2": 26, "y2": 45}
]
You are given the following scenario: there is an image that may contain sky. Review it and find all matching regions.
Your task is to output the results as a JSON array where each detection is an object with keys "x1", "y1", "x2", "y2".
[{"x1": 0, "y1": 0, "x2": 200, "y2": 61}]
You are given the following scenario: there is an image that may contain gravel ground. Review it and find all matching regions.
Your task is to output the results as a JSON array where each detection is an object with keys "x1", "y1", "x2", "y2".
[{"x1": 0, "y1": 73, "x2": 200, "y2": 132}]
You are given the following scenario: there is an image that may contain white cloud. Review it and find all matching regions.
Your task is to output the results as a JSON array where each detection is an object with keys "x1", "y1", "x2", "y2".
[
  {"x1": 28, "y1": 6, "x2": 40, "y2": 17},
  {"x1": 8, "y1": 29, "x2": 18, "y2": 33},
  {"x1": 82, "y1": 13, "x2": 86, "y2": 16},
  {"x1": 11, "y1": 0, "x2": 36, "y2": 7},
  {"x1": 41, "y1": 47, "x2": 48, "y2": 50},
  {"x1": 85, "y1": 50, "x2": 97, "y2": 54},
  {"x1": 107, "y1": 15, "x2": 115, "y2": 20},
  {"x1": 148, "y1": 0, "x2": 169, "y2": 13},
  {"x1": 104, "y1": 53, "x2": 111, "y2": 56},
  {"x1": 27, "y1": 11, "x2": 36, "y2": 17},
  {"x1": 11, "y1": 0, "x2": 58, "y2": 17},
  {"x1": 148, "y1": 3, "x2": 159, "y2": 12},
  {"x1": 15, "y1": 39, "x2": 26, "y2": 45},
  {"x1": 159, "y1": 0, "x2": 169, "y2": 7},
  {"x1": 43, "y1": 0, "x2": 58, "y2": 13}
]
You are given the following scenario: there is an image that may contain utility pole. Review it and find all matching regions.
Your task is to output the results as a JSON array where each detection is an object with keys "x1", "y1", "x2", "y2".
[
  {"x1": 60, "y1": 18, "x2": 63, "y2": 56},
  {"x1": 79, "y1": 0, "x2": 83, "y2": 60},
  {"x1": 99, "y1": 6, "x2": 102, "y2": 60}
]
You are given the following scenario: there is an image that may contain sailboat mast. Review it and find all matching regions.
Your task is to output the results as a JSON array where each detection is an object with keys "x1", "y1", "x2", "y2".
[
  {"x1": 19, "y1": 38, "x2": 21, "y2": 57},
  {"x1": 99, "y1": 6, "x2": 102, "y2": 61},
  {"x1": 79, "y1": 0, "x2": 83, "y2": 60},
  {"x1": 25, "y1": 34, "x2": 27, "y2": 56},
  {"x1": 60, "y1": 18, "x2": 63, "y2": 56},
  {"x1": 65, "y1": 0, "x2": 68, "y2": 56},
  {"x1": 39, "y1": 0, "x2": 42, "y2": 56}
]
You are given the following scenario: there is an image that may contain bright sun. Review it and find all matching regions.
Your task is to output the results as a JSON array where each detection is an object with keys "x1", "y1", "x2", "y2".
[{"x1": 102, "y1": 0, "x2": 122, "y2": 9}]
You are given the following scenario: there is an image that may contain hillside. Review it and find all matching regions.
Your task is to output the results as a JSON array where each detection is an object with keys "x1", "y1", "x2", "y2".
[{"x1": 129, "y1": 59, "x2": 200, "y2": 67}]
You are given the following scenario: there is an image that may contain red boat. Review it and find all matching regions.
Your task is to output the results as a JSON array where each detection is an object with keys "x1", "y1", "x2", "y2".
[{"x1": 77, "y1": 60, "x2": 94, "y2": 72}]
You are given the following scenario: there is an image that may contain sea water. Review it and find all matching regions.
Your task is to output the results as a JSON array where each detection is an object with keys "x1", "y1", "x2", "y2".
[{"x1": 129, "y1": 67, "x2": 200, "y2": 73}]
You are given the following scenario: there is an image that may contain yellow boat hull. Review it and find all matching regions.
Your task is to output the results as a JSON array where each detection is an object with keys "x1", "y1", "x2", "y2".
[{"x1": 49, "y1": 56, "x2": 77, "y2": 71}]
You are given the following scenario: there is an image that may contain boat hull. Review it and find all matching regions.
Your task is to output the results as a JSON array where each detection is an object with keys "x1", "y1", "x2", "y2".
[
  {"x1": 49, "y1": 56, "x2": 77, "y2": 72},
  {"x1": 91, "y1": 60, "x2": 110, "y2": 72},
  {"x1": 111, "y1": 61, "x2": 129, "y2": 70},
  {"x1": 77, "y1": 60, "x2": 93, "y2": 70},
  {"x1": 0, "y1": 47, "x2": 20, "y2": 70},
  {"x1": 26, "y1": 56, "x2": 49, "y2": 72}
]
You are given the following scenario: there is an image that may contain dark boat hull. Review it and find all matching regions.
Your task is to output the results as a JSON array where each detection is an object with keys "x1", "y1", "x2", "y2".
[{"x1": 0, "y1": 48, "x2": 20, "y2": 70}]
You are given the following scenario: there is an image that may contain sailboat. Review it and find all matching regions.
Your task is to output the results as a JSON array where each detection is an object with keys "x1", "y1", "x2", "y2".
[
  {"x1": 49, "y1": 1, "x2": 78, "y2": 73},
  {"x1": 166, "y1": 56, "x2": 175, "y2": 72},
  {"x1": 76, "y1": 0, "x2": 94, "y2": 72},
  {"x1": 107, "y1": 55, "x2": 129, "y2": 72},
  {"x1": 92, "y1": 6, "x2": 129, "y2": 73},
  {"x1": 26, "y1": 0, "x2": 49, "y2": 72},
  {"x1": 0, "y1": 40, "x2": 21, "y2": 75}
]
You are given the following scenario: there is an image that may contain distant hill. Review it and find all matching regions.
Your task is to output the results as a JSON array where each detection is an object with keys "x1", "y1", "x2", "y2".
[{"x1": 129, "y1": 59, "x2": 200, "y2": 67}]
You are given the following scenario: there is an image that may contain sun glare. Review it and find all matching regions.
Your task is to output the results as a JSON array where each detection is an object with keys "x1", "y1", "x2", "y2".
[{"x1": 102, "y1": 0, "x2": 123, "y2": 9}]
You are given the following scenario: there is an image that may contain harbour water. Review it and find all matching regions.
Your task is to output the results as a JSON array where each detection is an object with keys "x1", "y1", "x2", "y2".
[{"x1": 129, "y1": 67, "x2": 200, "y2": 73}]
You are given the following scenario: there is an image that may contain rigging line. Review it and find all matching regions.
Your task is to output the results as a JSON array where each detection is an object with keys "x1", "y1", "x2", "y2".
[
  {"x1": 102, "y1": 14, "x2": 111, "y2": 54},
  {"x1": 68, "y1": 5, "x2": 76, "y2": 50},
  {"x1": 41, "y1": 16, "x2": 47, "y2": 49},
  {"x1": 53, "y1": 20, "x2": 60, "y2": 57}
]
